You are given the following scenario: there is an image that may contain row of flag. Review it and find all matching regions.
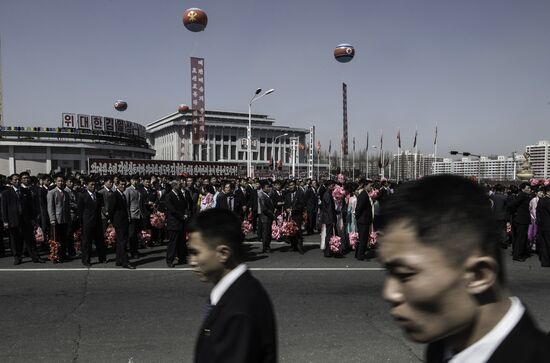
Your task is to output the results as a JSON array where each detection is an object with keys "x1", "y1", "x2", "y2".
[{"x1": 318, "y1": 125, "x2": 439, "y2": 154}]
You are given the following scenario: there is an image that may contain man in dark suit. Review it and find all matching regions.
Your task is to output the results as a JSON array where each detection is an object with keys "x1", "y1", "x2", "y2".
[
  {"x1": 491, "y1": 184, "x2": 509, "y2": 249},
  {"x1": 109, "y1": 178, "x2": 135, "y2": 269},
  {"x1": 215, "y1": 182, "x2": 232, "y2": 211},
  {"x1": 269, "y1": 181, "x2": 285, "y2": 217},
  {"x1": 284, "y1": 180, "x2": 306, "y2": 254},
  {"x1": 36, "y1": 174, "x2": 52, "y2": 243},
  {"x1": 304, "y1": 180, "x2": 319, "y2": 235},
  {"x1": 319, "y1": 180, "x2": 337, "y2": 258},
  {"x1": 164, "y1": 180, "x2": 188, "y2": 268},
  {"x1": 188, "y1": 208, "x2": 277, "y2": 363},
  {"x1": 77, "y1": 178, "x2": 107, "y2": 266},
  {"x1": 508, "y1": 182, "x2": 532, "y2": 261},
  {"x1": 536, "y1": 185, "x2": 550, "y2": 267},
  {"x1": 1, "y1": 174, "x2": 44, "y2": 264},
  {"x1": 354, "y1": 178, "x2": 374, "y2": 261},
  {"x1": 379, "y1": 175, "x2": 550, "y2": 363},
  {"x1": 258, "y1": 180, "x2": 275, "y2": 253},
  {"x1": 233, "y1": 180, "x2": 248, "y2": 221}
]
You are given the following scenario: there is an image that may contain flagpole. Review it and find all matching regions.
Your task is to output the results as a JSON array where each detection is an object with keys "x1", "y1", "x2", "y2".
[
  {"x1": 414, "y1": 126, "x2": 418, "y2": 180},
  {"x1": 365, "y1": 132, "x2": 369, "y2": 179},
  {"x1": 397, "y1": 146, "x2": 401, "y2": 183},
  {"x1": 317, "y1": 149, "x2": 320, "y2": 181}
]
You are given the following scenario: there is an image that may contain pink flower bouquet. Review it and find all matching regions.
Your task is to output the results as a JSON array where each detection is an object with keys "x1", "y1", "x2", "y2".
[
  {"x1": 138, "y1": 229, "x2": 152, "y2": 247},
  {"x1": 104, "y1": 224, "x2": 117, "y2": 247},
  {"x1": 150, "y1": 211, "x2": 166, "y2": 229},
  {"x1": 241, "y1": 220, "x2": 253, "y2": 235},
  {"x1": 349, "y1": 232, "x2": 359, "y2": 250},
  {"x1": 329, "y1": 235, "x2": 342, "y2": 253}
]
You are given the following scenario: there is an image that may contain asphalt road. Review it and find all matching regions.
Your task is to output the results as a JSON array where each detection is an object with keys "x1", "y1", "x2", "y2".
[{"x1": 0, "y1": 234, "x2": 549, "y2": 363}]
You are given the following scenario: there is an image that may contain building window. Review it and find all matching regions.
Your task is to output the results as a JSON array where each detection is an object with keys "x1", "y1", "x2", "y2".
[
  {"x1": 260, "y1": 137, "x2": 266, "y2": 143},
  {"x1": 223, "y1": 135, "x2": 229, "y2": 142},
  {"x1": 267, "y1": 138, "x2": 272, "y2": 143},
  {"x1": 231, "y1": 136, "x2": 237, "y2": 142},
  {"x1": 231, "y1": 146, "x2": 236, "y2": 160},
  {"x1": 215, "y1": 145, "x2": 221, "y2": 160},
  {"x1": 216, "y1": 135, "x2": 221, "y2": 141}
]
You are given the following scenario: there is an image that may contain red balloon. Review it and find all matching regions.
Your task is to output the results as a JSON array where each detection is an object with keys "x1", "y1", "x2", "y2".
[
  {"x1": 183, "y1": 8, "x2": 208, "y2": 32},
  {"x1": 178, "y1": 104, "x2": 190, "y2": 113},
  {"x1": 114, "y1": 100, "x2": 127, "y2": 112}
]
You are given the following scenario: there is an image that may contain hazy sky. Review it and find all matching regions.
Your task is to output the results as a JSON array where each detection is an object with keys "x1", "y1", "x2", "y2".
[{"x1": 1, "y1": 0, "x2": 550, "y2": 156}]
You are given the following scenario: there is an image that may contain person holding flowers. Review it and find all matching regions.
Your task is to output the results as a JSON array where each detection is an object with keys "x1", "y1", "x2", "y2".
[{"x1": 354, "y1": 178, "x2": 374, "y2": 261}]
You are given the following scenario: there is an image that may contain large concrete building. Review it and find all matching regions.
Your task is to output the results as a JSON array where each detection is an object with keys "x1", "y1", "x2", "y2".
[
  {"x1": 433, "y1": 155, "x2": 522, "y2": 181},
  {"x1": 0, "y1": 125, "x2": 154, "y2": 175},
  {"x1": 146, "y1": 110, "x2": 311, "y2": 176},
  {"x1": 526, "y1": 140, "x2": 550, "y2": 179}
]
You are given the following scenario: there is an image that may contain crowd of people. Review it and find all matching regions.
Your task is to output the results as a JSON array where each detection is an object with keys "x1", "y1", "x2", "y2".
[{"x1": 0, "y1": 171, "x2": 549, "y2": 268}]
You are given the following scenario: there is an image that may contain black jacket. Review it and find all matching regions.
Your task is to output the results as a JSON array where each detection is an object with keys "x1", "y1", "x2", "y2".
[
  {"x1": 426, "y1": 310, "x2": 550, "y2": 363},
  {"x1": 164, "y1": 190, "x2": 188, "y2": 231},
  {"x1": 355, "y1": 190, "x2": 373, "y2": 225},
  {"x1": 109, "y1": 190, "x2": 129, "y2": 229},
  {"x1": 1, "y1": 187, "x2": 35, "y2": 228},
  {"x1": 304, "y1": 187, "x2": 319, "y2": 212},
  {"x1": 491, "y1": 192, "x2": 508, "y2": 221},
  {"x1": 319, "y1": 188, "x2": 336, "y2": 225},
  {"x1": 508, "y1": 192, "x2": 531, "y2": 225},
  {"x1": 78, "y1": 192, "x2": 102, "y2": 229},
  {"x1": 195, "y1": 270, "x2": 277, "y2": 363},
  {"x1": 537, "y1": 197, "x2": 550, "y2": 232}
]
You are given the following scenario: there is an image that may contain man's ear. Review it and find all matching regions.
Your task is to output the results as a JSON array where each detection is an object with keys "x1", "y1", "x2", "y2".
[
  {"x1": 464, "y1": 256, "x2": 499, "y2": 295},
  {"x1": 216, "y1": 245, "x2": 232, "y2": 263}
]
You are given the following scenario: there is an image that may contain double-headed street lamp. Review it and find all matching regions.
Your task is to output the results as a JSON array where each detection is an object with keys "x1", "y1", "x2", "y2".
[
  {"x1": 248, "y1": 88, "x2": 275, "y2": 178},
  {"x1": 450, "y1": 150, "x2": 482, "y2": 178}
]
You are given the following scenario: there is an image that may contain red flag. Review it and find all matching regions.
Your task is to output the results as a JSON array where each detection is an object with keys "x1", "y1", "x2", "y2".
[
  {"x1": 397, "y1": 129, "x2": 401, "y2": 148},
  {"x1": 277, "y1": 159, "x2": 282, "y2": 170},
  {"x1": 316, "y1": 140, "x2": 321, "y2": 152}
]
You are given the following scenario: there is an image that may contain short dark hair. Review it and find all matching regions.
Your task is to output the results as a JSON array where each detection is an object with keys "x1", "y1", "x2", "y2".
[
  {"x1": 187, "y1": 209, "x2": 244, "y2": 262},
  {"x1": 381, "y1": 174, "x2": 505, "y2": 283},
  {"x1": 8, "y1": 173, "x2": 19, "y2": 181},
  {"x1": 519, "y1": 182, "x2": 529, "y2": 191},
  {"x1": 19, "y1": 171, "x2": 30, "y2": 178}
]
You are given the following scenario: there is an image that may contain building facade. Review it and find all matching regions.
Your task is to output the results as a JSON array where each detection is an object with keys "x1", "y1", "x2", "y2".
[
  {"x1": 146, "y1": 110, "x2": 312, "y2": 177},
  {"x1": 390, "y1": 151, "x2": 443, "y2": 181},
  {"x1": 0, "y1": 126, "x2": 154, "y2": 175},
  {"x1": 526, "y1": 140, "x2": 550, "y2": 179},
  {"x1": 433, "y1": 155, "x2": 522, "y2": 181}
]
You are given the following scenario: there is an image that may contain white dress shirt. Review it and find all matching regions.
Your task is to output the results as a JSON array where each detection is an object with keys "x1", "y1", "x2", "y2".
[
  {"x1": 210, "y1": 264, "x2": 248, "y2": 306},
  {"x1": 444, "y1": 297, "x2": 525, "y2": 363}
]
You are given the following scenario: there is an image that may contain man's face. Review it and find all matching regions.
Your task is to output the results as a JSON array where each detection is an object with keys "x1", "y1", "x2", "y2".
[
  {"x1": 55, "y1": 177, "x2": 65, "y2": 189},
  {"x1": 104, "y1": 180, "x2": 113, "y2": 189},
  {"x1": 378, "y1": 220, "x2": 477, "y2": 343},
  {"x1": 66, "y1": 179, "x2": 74, "y2": 189},
  {"x1": 117, "y1": 182, "x2": 126, "y2": 193},
  {"x1": 10, "y1": 176, "x2": 20, "y2": 188},
  {"x1": 223, "y1": 184, "x2": 231, "y2": 194},
  {"x1": 143, "y1": 179, "x2": 151, "y2": 188},
  {"x1": 186, "y1": 178, "x2": 193, "y2": 188},
  {"x1": 366, "y1": 182, "x2": 373, "y2": 192},
  {"x1": 188, "y1": 232, "x2": 225, "y2": 284},
  {"x1": 20, "y1": 175, "x2": 30, "y2": 186},
  {"x1": 274, "y1": 183, "x2": 281, "y2": 191},
  {"x1": 288, "y1": 182, "x2": 296, "y2": 192},
  {"x1": 522, "y1": 185, "x2": 531, "y2": 194},
  {"x1": 87, "y1": 182, "x2": 96, "y2": 193}
]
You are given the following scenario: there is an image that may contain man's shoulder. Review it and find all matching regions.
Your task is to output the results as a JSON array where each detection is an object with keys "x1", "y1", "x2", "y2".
[{"x1": 225, "y1": 271, "x2": 272, "y2": 307}]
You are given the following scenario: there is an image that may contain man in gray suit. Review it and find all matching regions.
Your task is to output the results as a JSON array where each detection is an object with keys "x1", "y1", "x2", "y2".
[
  {"x1": 47, "y1": 174, "x2": 72, "y2": 262},
  {"x1": 125, "y1": 175, "x2": 145, "y2": 259},
  {"x1": 97, "y1": 177, "x2": 114, "y2": 235},
  {"x1": 258, "y1": 180, "x2": 275, "y2": 253}
]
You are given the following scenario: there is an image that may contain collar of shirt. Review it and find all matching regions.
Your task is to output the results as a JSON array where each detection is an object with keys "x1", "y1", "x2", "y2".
[
  {"x1": 12, "y1": 185, "x2": 19, "y2": 193},
  {"x1": 444, "y1": 297, "x2": 525, "y2": 363},
  {"x1": 88, "y1": 190, "x2": 95, "y2": 198},
  {"x1": 210, "y1": 264, "x2": 248, "y2": 306}
]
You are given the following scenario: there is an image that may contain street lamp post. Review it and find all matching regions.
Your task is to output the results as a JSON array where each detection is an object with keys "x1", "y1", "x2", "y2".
[
  {"x1": 450, "y1": 150, "x2": 482, "y2": 179},
  {"x1": 248, "y1": 88, "x2": 275, "y2": 178}
]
